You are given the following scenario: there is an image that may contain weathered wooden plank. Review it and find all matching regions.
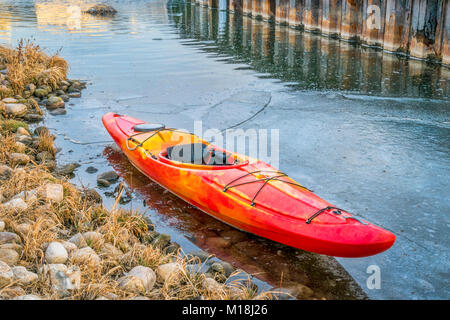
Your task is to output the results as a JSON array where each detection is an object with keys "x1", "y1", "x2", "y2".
[
  {"x1": 243, "y1": 0, "x2": 252, "y2": 15},
  {"x1": 410, "y1": 0, "x2": 445, "y2": 60},
  {"x1": 340, "y1": 0, "x2": 362, "y2": 41},
  {"x1": 433, "y1": 0, "x2": 447, "y2": 61},
  {"x1": 322, "y1": 0, "x2": 342, "y2": 36},
  {"x1": 442, "y1": 2, "x2": 449, "y2": 65},
  {"x1": 383, "y1": 0, "x2": 413, "y2": 53},
  {"x1": 361, "y1": 0, "x2": 386, "y2": 47},
  {"x1": 303, "y1": 0, "x2": 322, "y2": 31},
  {"x1": 252, "y1": 0, "x2": 263, "y2": 19},
  {"x1": 275, "y1": 0, "x2": 290, "y2": 25},
  {"x1": 288, "y1": 0, "x2": 303, "y2": 28},
  {"x1": 261, "y1": 0, "x2": 276, "y2": 21}
]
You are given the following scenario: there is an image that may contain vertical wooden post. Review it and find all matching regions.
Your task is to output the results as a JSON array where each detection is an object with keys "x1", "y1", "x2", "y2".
[
  {"x1": 322, "y1": 0, "x2": 342, "y2": 37},
  {"x1": 288, "y1": 0, "x2": 303, "y2": 28},
  {"x1": 340, "y1": 0, "x2": 362, "y2": 41},
  {"x1": 275, "y1": 0, "x2": 290, "y2": 25},
  {"x1": 442, "y1": 2, "x2": 449, "y2": 65},
  {"x1": 243, "y1": 0, "x2": 252, "y2": 16},
  {"x1": 383, "y1": 0, "x2": 412, "y2": 53},
  {"x1": 252, "y1": 0, "x2": 263, "y2": 19},
  {"x1": 303, "y1": 0, "x2": 322, "y2": 31},
  {"x1": 262, "y1": 0, "x2": 275, "y2": 21},
  {"x1": 433, "y1": 0, "x2": 446, "y2": 62},
  {"x1": 361, "y1": 0, "x2": 386, "y2": 47},
  {"x1": 409, "y1": 0, "x2": 445, "y2": 61}
]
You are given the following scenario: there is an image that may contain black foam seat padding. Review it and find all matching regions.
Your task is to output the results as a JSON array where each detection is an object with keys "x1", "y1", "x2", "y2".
[
  {"x1": 133, "y1": 123, "x2": 165, "y2": 132},
  {"x1": 166, "y1": 143, "x2": 233, "y2": 165},
  {"x1": 166, "y1": 143, "x2": 208, "y2": 165}
]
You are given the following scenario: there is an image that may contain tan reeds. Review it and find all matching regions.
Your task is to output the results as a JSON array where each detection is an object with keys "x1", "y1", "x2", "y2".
[
  {"x1": 35, "y1": 130, "x2": 56, "y2": 156},
  {"x1": 0, "y1": 39, "x2": 68, "y2": 95}
]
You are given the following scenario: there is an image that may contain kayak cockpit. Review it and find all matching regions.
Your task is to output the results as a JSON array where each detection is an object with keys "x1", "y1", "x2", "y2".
[
  {"x1": 165, "y1": 143, "x2": 236, "y2": 165},
  {"x1": 157, "y1": 143, "x2": 249, "y2": 169},
  {"x1": 121, "y1": 118, "x2": 249, "y2": 169}
]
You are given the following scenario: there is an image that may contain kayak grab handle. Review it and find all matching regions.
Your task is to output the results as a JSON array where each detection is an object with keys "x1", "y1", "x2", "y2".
[
  {"x1": 306, "y1": 206, "x2": 338, "y2": 224},
  {"x1": 306, "y1": 206, "x2": 369, "y2": 225},
  {"x1": 126, "y1": 137, "x2": 139, "y2": 151},
  {"x1": 342, "y1": 216, "x2": 369, "y2": 225}
]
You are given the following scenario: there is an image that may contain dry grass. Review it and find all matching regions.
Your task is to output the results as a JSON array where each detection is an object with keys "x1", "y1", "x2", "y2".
[
  {"x1": 26, "y1": 98, "x2": 43, "y2": 115},
  {"x1": 0, "y1": 119, "x2": 28, "y2": 133},
  {"x1": 35, "y1": 130, "x2": 56, "y2": 156},
  {"x1": 0, "y1": 39, "x2": 68, "y2": 95}
]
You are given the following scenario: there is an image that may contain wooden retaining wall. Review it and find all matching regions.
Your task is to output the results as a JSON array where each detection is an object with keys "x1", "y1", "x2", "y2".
[{"x1": 190, "y1": 0, "x2": 450, "y2": 66}]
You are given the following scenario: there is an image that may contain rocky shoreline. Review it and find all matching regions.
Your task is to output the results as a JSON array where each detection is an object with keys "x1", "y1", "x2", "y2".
[{"x1": 0, "y1": 41, "x2": 301, "y2": 300}]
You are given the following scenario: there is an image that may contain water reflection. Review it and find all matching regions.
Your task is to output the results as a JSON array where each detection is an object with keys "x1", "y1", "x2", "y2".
[
  {"x1": 2, "y1": 0, "x2": 448, "y2": 101},
  {"x1": 34, "y1": 1, "x2": 100, "y2": 33},
  {"x1": 170, "y1": 2, "x2": 449, "y2": 100},
  {"x1": 0, "y1": 0, "x2": 170, "y2": 37},
  {"x1": 0, "y1": 5, "x2": 12, "y2": 41},
  {"x1": 104, "y1": 146, "x2": 367, "y2": 300}
]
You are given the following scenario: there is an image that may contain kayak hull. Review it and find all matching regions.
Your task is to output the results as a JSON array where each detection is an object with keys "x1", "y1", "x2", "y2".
[{"x1": 102, "y1": 112, "x2": 396, "y2": 257}]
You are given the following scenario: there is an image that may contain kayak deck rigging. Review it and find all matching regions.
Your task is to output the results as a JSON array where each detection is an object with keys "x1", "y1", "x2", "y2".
[{"x1": 223, "y1": 169, "x2": 312, "y2": 207}]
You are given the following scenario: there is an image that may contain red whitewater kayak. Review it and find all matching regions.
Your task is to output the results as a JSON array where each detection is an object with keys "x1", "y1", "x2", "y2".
[{"x1": 102, "y1": 112, "x2": 395, "y2": 257}]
